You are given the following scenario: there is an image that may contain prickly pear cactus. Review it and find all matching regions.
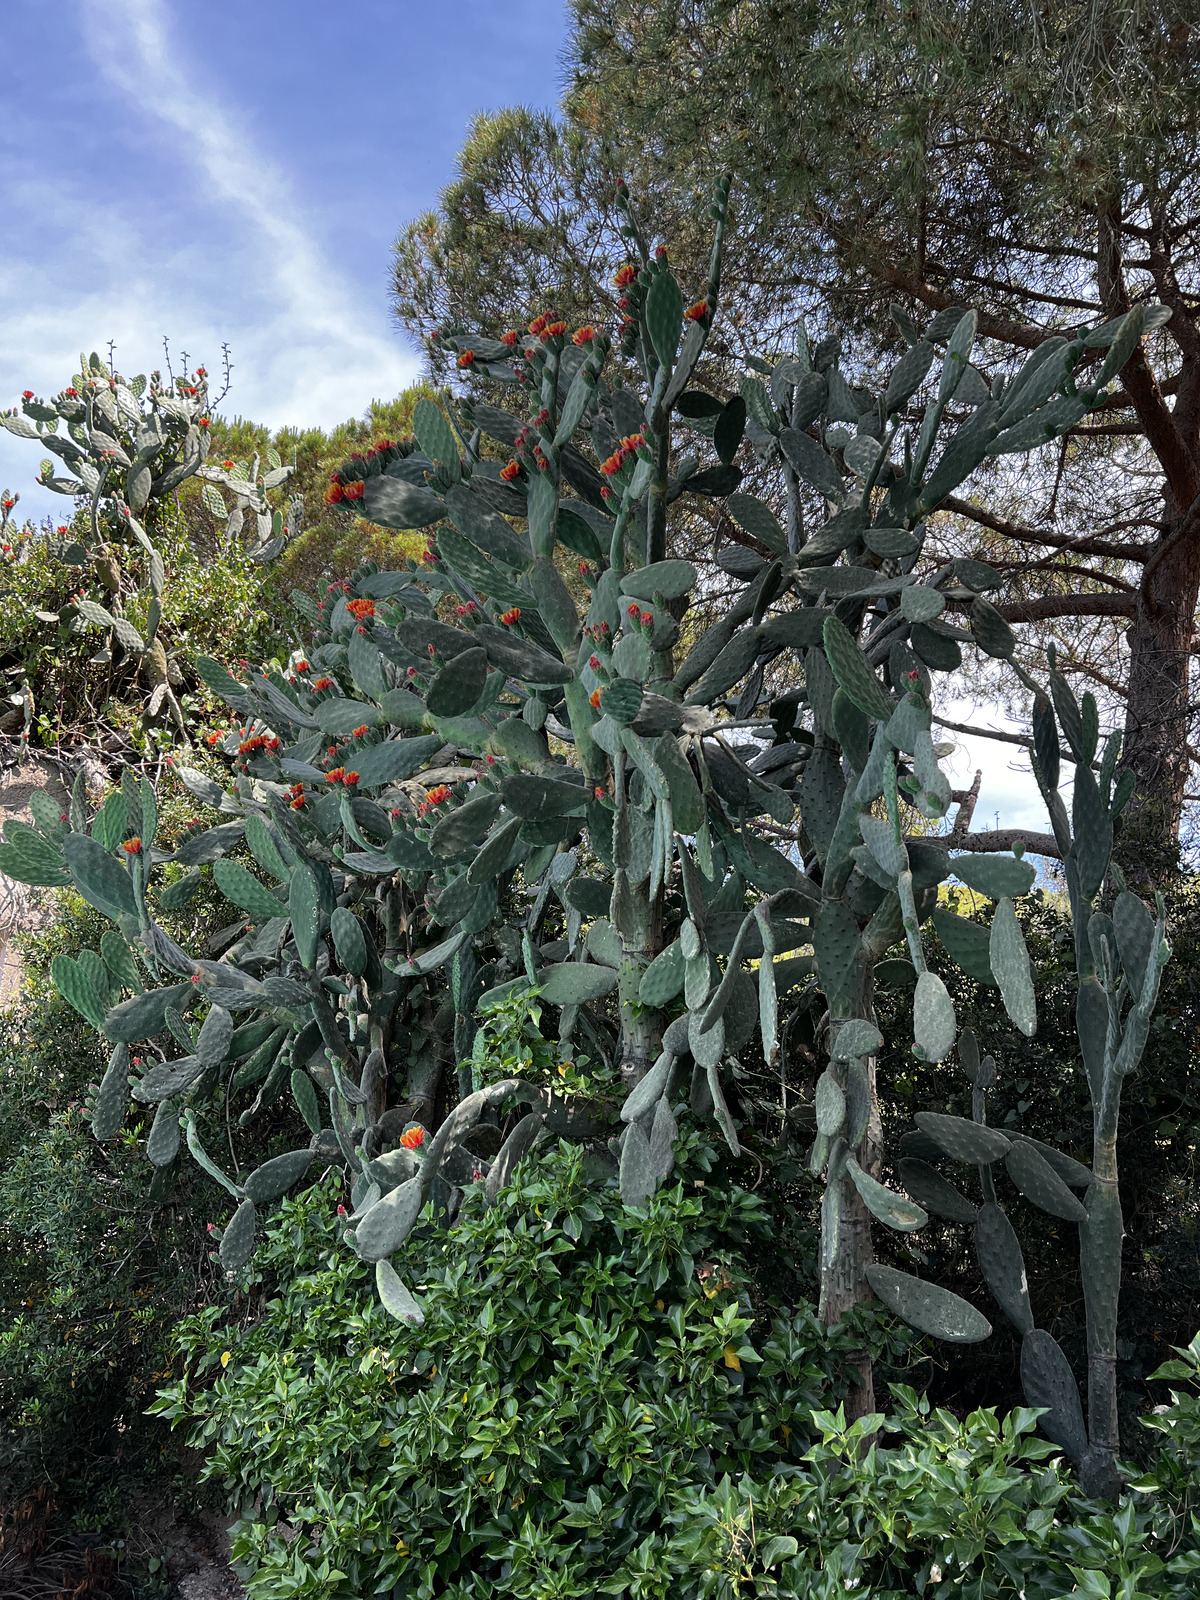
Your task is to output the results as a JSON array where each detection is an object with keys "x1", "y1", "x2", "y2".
[
  {"x1": 0, "y1": 184, "x2": 1154, "y2": 1373},
  {"x1": 1, "y1": 350, "x2": 299, "y2": 730},
  {"x1": 875, "y1": 672, "x2": 1168, "y2": 1495}
]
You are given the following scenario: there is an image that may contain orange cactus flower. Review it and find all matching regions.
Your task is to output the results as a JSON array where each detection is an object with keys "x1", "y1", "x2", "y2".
[
  {"x1": 572, "y1": 326, "x2": 596, "y2": 345},
  {"x1": 499, "y1": 607, "x2": 521, "y2": 626},
  {"x1": 614, "y1": 264, "x2": 637, "y2": 288},
  {"x1": 343, "y1": 771, "x2": 359, "y2": 786},
  {"x1": 499, "y1": 459, "x2": 521, "y2": 482},
  {"x1": 425, "y1": 784, "x2": 452, "y2": 808},
  {"x1": 543, "y1": 321, "x2": 567, "y2": 339},
  {"x1": 685, "y1": 299, "x2": 709, "y2": 322},
  {"x1": 295, "y1": 659, "x2": 309, "y2": 672},
  {"x1": 351, "y1": 724, "x2": 370, "y2": 739},
  {"x1": 590, "y1": 688, "x2": 602, "y2": 709},
  {"x1": 342, "y1": 480, "x2": 365, "y2": 501},
  {"x1": 122, "y1": 838, "x2": 142, "y2": 854},
  {"x1": 312, "y1": 676, "x2": 334, "y2": 692},
  {"x1": 500, "y1": 330, "x2": 519, "y2": 347},
  {"x1": 347, "y1": 597, "x2": 376, "y2": 620},
  {"x1": 326, "y1": 767, "x2": 346, "y2": 785},
  {"x1": 527, "y1": 315, "x2": 548, "y2": 337},
  {"x1": 457, "y1": 350, "x2": 475, "y2": 368},
  {"x1": 399, "y1": 1126, "x2": 425, "y2": 1150}
]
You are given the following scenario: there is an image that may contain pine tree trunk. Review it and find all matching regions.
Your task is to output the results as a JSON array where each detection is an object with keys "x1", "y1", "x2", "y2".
[{"x1": 1118, "y1": 515, "x2": 1200, "y2": 873}]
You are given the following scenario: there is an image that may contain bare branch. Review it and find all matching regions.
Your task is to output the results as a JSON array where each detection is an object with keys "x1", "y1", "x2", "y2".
[
  {"x1": 938, "y1": 494, "x2": 1150, "y2": 562},
  {"x1": 947, "y1": 829, "x2": 1061, "y2": 859}
]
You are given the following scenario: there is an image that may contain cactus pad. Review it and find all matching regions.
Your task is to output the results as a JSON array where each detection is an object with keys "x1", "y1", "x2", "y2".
[{"x1": 866, "y1": 1265, "x2": 992, "y2": 1343}]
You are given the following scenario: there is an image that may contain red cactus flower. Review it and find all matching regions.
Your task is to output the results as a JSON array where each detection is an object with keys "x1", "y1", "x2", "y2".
[
  {"x1": 295, "y1": 659, "x2": 309, "y2": 672},
  {"x1": 685, "y1": 299, "x2": 709, "y2": 322},
  {"x1": 654, "y1": 244, "x2": 667, "y2": 260},
  {"x1": 485, "y1": 753, "x2": 497, "y2": 766},
  {"x1": 579, "y1": 561, "x2": 591, "y2": 575},
  {"x1": 64, "y1": 387, "x2": 78, "y2": 397},
  {"x1": 407, "y1": 665, "x2": 419, "y2": 678},
  {"x1": 627, "y1": 602, "x2": 640, "y2": 618},
  {"x1": 222, "y1": 459, "x2": 234, "y2": 469},
  {"x1": 572, "y1": 326, "x2": 596, "y2": 345},
  {"x1": 641, "y1": 611, "x2": 653, "y2": 629},
  {"x1": 21, "y1": 390, "x2": 33, "y2": 400},
  {"x1": 196, "y1": 367, "x2": 207, "y2": 377},
  {"x1": 457, "y1": 351, "x2": 475, "y2": 368},
  {"x1": 199, "y1": 416, "x2": 211, "y2": 428},
  {"x1": 500, "y1": 330, "x2": 519, "y2": 347},
  {"x1": 594, "y1": 786, "x2": 607, "y2": 800},
  {"x1": 122, "y1": 838, "x2": 142, "y2": 854},
  {"x1": 601, "y1": 486, "x2": 614, "y2": 502},
  {"x1": 590, "y1": 688, "x2": 602, "y2": 709},
  {"x1": 290, "y1": 795, "x2": 306, "y2": 809},
  {"x1": 499, "y1": 607, "x2": 521, "y2": 626},
  {"x1": 399, "y1": 1126, "x2": 425, "y2": 1150},
  {"x1": 614, "y1": 264, "x2": 636, "y2": 288},
  {"x1": 323, "y1": 483, "x2": 344, "y2": 504}
]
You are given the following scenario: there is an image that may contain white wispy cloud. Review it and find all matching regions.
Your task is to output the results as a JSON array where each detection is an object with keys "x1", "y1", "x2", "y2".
[{"x1": 0, "y1": 0, "x2": 416, "y2": 518}]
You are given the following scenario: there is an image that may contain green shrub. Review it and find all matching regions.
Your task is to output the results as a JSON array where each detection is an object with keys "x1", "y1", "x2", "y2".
[
  {"x1": 0, "y1": 506, "x2": 285, "y2": 751},
  {"x1": 151, "y1": 1142, "x2": 1200, "y2": 1599},
  {"x1": 0, "y1": 777, "x2": 311, "y2": 1512}
]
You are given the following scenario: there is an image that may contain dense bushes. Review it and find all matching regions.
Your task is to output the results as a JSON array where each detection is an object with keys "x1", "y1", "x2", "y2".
[
  {"x1": 0, "y1": 784, "x2": 316, "y2": 1511},
  {"x1": 153, "y1": 1145, "x2": 1200, "y2": 1600}
]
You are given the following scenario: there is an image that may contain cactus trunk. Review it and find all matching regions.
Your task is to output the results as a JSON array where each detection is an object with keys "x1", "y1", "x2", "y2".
[
  {"x1": 1078, "y1": 1137, "x2": 1123, "y2": 1500},
  {"x1": 819, "y1": 972, "x2": 882, "y2": 1420}
]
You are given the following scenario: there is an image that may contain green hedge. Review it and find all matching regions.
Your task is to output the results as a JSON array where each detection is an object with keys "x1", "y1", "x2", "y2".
[{"x1": 152, "y1": 1142, "x2": 1200, "y2": 1599}]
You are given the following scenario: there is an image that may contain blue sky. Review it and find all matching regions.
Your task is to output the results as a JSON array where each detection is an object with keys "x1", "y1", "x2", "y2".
[{"x1": 0, "y1": 0, "x2": 568, "y2": 516}]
